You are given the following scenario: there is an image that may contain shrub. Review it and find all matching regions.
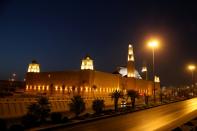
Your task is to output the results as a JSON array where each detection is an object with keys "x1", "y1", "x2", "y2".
[
  {"x1": 9, "y1": 124, "x2": 24, "y2": 131},
  {"x1": 172, "y1": 127, "x2": 182, "y2": 131},
  {"x1": 103, "y1": 109, "x2": 114, "y2": 115},
  {"x1": 92, "y1": 99, "x2": 105, "y2": 114},
  {"x1": 78, "y1": 113, "x2": 92, "y2": 120},
  {"x1": 149, "y1": 103, "x2": 155, "y2": 107},
  {"x1": 69, "y1": 95, "x2": 86, "y2": 117},
  {"x1": 51, "y1": 112, "x2": 62, "y2": 124},
  {"x1": 22, "y1": 114, "x2": 39, "y2": 128},
  {"x1": 62, "y1": 116, "x2": 69, "y2": 123},
  {"x1": 142, "y1": 105, "x2": 149, "y2": 109},
  {"x1": 83, "y1": 113, "x2": 91, "y2": 118},
  {"x1": 0, "y1": 119, "x2": 7, "y2": 131}
]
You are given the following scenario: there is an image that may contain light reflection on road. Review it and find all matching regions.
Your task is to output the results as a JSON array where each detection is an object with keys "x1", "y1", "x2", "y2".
[{"x1": 56, "y1": 98, "x2": 197, "y2": 131}]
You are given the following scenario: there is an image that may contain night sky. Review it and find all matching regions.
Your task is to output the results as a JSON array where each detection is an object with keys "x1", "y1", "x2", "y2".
[{"x1": 0, "y1": 0, "x2": 196, "y2": 86}]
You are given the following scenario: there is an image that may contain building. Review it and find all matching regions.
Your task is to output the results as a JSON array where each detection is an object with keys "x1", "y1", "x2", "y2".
[
  {"x1": 0, "y1": 44, "x2": 161, "y2": 119},
  {"x1": 0, "y1": 80, "x2": 25, "y2": 93},
  {"x1": 25, "y1": 44, "x2": 160, "y2": 106}
]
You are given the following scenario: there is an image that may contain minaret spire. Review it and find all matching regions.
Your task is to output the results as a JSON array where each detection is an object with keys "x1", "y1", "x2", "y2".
[
  {"x1": 128, "y1": 44, "x2": 134, "y2": 62},
  {"x1": 127, "y1": 42, "x2": 135, "y2": 77},
  {"x1": 141, "y1": 61, "x2": 148, "y2": 80}
]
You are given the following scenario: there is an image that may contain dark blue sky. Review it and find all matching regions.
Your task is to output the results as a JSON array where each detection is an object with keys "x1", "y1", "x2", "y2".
[{"x1": 0, "y1": 0, "x2": 196, "y2": 86}]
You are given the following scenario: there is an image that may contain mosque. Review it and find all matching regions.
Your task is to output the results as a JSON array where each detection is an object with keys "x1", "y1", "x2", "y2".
[{"x1": 25, "y1": 43, "x2": 160, "y2": 103}]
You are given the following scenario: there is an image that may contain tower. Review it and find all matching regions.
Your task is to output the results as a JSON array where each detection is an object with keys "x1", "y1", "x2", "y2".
[
  {"x1": 81, "y1": 55, "x2": 94, "y2": 70},
  {"x1": 141, "y1": 61, "x2": 148, "y2": 80},
  {"x1": 127, "y1": 43, "x2": 135, "y2": 77},
  {"x1": 27, "y1": 60, "x2": 40, "y2": 73}
]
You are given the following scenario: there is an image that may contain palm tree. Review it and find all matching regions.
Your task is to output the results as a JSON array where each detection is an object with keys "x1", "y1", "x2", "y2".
[
  {"x1": 23, "y1": 103, "x2": 41, "y2": 127},
  {"x1": 111, "y1": 90, "x2": 123, "y2": 112},
  {"x1": 92, "y1": 99, "x2": 105, "y2": 114},
  {"x1": 26, "y1": 96, "x2": 51, "y2": 124},
  {"x1": 37, "y1": 96, "x2": 51, "y2": 122},
  {"x1": 127, "y1": 90, "x2": 139, "y2": 109},
  {"x1": 27, "y1": 103, "x2": 40, "y2": 120},
  {"x1": 159, "y1": 92, "x2": 164, "y2": 103},
  {"x1": 69, "y1": 95, "x2": 86, "y2": 118},
  {"x1": 144, "y1": 93, "x2": 149, "y2": 105}
]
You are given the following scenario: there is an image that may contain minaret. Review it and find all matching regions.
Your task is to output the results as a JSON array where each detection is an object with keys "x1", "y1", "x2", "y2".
[
  {"x1": 127, "y1": 43, "x2": 135, "y2": 77},
  {"x1": 141, "y1": 61, "x2": 148, "y2": 80},
  {"x1": 27, "y1": 60, "x2": 40, "y2": 73},
  {"x1": 81, "y1": 55, "x2": 94, "y2": 70}
]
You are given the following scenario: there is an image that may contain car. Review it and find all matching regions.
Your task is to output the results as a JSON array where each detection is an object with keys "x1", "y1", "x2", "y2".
[{"x1": 121, "y1": 100, "x2": 127, "y2": 108}]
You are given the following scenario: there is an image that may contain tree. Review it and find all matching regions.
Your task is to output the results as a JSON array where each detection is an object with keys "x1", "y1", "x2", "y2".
[
  {"x1": 144, "y1": 93, "x2": 149, "y2": 105},
  {"x1": 37, "y1": 96, "x2": 51, "y2": 123},
  {"x1": 127, "y1": 90, "x2": 139, "y2": 109},
  {"x1": 69, "y1": 95, "x2": 86, "y2": 117},
  {"x1": 24, "y1": 96, "x2": 51, "y2": 126},
  {"x1": 92, "y1": 99, "x2": 105, "y2": 114},
  {"x1": 111, "y1": 90, "x2": 123, "y2": 112},
  {"x1": 159, "y1": 92, "x2": 164, "y2": 103},
  {"x1": 27, "y1": 103, "x2": 40, "y2": 120}
]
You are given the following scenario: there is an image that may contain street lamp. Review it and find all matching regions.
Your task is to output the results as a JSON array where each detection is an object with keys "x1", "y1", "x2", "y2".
[
  {"x1": 187, "y1": 64, "x2": 196, "y2": 88},
  {"x1": 148, "y1": 39, "x2": 159, "y2": 103}
]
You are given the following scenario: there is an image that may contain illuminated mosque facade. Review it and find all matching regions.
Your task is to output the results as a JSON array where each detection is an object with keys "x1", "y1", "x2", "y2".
[{"x1": 25, "y1": 44, "x2": 160, "y2": 105}]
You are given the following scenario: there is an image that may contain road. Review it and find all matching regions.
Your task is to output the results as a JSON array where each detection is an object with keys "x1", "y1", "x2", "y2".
[{"x1": 56, "y1": 98, "x2": 197, "y2": 131}]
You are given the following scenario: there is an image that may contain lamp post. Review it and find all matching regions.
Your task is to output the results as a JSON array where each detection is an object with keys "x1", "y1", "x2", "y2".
[
  {"x1": 187, "y1": 64, "x2": 196, "y2": 95},
  {"x1": 148, "y1": 39, "x2": 159, "y2": 103}
]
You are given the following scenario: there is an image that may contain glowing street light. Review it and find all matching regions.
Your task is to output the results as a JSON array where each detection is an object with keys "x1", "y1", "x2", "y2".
[
  {"x1": 147, "y1": 39, "x2": 160, "y2": 103},
  {"x1": 187, "y1": 64, "x2": 196, "y2": 87},
  {"x1": 148, "y1": 39, "x2": 159, "y2": 48},
  {"x1": 188, "y1": 64, "x2": 196, "y2": 71}
]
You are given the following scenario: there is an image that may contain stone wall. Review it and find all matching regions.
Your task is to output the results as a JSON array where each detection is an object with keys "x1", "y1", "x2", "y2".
[
  {"x1": 0, "y1": 97, "x2": 114, "y2": 119},
  {"x1": 25, "y1": 70, "x2": 160, "y2": 97}
]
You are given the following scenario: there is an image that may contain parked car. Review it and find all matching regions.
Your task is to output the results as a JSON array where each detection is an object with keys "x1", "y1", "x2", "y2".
[{"x1": 121, "y1": 100, "x2": 127, "y2": 108}]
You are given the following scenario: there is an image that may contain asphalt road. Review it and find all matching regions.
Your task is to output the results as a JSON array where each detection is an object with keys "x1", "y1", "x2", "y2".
[{"x1": 56, "y1": 98, "x2": 197, "y2": 131}]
